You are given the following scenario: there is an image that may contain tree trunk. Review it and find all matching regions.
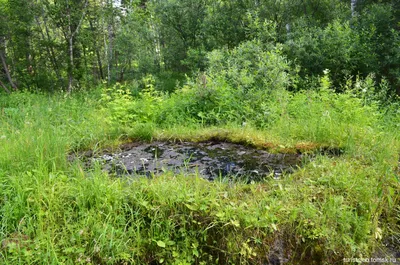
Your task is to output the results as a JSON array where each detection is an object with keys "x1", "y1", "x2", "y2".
[
  {"x1": 34, "y1": 15, "x2": 62, "y2": 90},
  {"x1": 89, "y1": 20, "x2": 104, "y2": 80},
  {"x1": 150, "y1": 19, "x2": 162, "y2": 70},
  {"x1": 104, "y1": 33, "x2": 110, "y2": 82},
  {"x1": 41, "y1": 6, "x2": 64, "y2": 86},
  {"x1": 351, "y1": 0, "x2": 357, "y2": 17},
  {"x1": 96, "y1": 49, "x2": 104, "y2": 80},
  {"x1": 68, "y1": 35, "x2": 74, "y2": 93},
  {"x1": 0, "y1": 50, "x2": 18, "y2": 91},
  {"x1": 0, "y1": 79, "x2": 11, "y2": 93},
  {"x1": 107, "y1": 23, "x2": 114, "y2": 83},
  {"x1": 66, "y1": 0, "x2": 89, "y2": 93}
]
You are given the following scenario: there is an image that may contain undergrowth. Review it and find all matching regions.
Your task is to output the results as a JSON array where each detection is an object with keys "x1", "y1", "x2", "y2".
[{"x1": 0, "y1": 70, "x2": 399, "y2": 264}]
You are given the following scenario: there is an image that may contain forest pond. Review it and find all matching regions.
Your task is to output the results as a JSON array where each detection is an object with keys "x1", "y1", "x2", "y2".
[{"x1": 81, "y1": 141, "x2": 308, "y2": 181}]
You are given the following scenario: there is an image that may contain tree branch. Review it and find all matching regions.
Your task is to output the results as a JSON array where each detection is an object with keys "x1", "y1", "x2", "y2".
[
  {"x1": 0, "y1": 79, "x2": 11, "y2": 94},
  {"x1": 0, "y1": 50, "x2": 17, "y2": 91},
  {"x1": 71, "y1": 0, "x2": 89, "y2": 38}
]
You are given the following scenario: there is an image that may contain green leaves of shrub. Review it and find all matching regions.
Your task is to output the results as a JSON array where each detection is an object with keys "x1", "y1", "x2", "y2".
[{"x1": 100, "y1": 77, "x2": 164, "y2": 127}]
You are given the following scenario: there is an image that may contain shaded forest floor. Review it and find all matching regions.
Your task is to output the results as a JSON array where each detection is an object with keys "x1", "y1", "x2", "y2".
[{"x1": 0, "y1": 85, "x2": 400, "y2": 264}]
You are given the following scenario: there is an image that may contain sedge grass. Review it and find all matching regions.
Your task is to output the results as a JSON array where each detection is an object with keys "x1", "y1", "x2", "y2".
[{"x1": 0, "y1": 89, "x2": 399, "y2": 264}]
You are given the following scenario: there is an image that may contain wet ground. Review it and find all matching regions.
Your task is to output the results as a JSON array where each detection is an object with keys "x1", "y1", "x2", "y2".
[
  {"x1": 83, "y1": 141, "x2": 305, "y2": 181},
  {"x1": 69, "y1": 141, "x2": 400, "y2": 263}
]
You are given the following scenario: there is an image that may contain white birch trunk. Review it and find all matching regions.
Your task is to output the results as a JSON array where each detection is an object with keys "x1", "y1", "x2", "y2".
[
  {"x1": 67, "y1": 0, "x2": 89, "y2": 93},
  {"x1": 351, "y1": 0, "x2": 357, "y2": 17}
]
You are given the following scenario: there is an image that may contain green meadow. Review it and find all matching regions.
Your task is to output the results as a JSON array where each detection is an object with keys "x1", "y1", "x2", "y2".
[{"x1": 1, "y1": 70, "x2": 399, "y2": 264}]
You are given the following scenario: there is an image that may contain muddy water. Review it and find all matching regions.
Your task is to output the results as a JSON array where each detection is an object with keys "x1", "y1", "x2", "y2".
[{"x1": 89, "y1": 141, "x2": 305, "y2": 181}]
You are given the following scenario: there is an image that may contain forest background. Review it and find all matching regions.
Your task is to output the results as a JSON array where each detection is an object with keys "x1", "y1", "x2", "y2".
[{"x1": 1, "y1": 0, "x2": 399, "y2": 95}]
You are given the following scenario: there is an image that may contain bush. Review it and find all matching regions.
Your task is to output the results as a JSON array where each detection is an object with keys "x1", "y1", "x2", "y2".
[
  {"x1": 284, "y1": 6, "x2": 400, "y2": 95},
  {"x1": 157, "y1": 40, "x2": 297, "y2": 127},
  {"x1": 284, "y1": 20, "x2": 356, "y2": 88},
  {"x1": 100, "y1": 77, "x2": 163, "y2": 128}
]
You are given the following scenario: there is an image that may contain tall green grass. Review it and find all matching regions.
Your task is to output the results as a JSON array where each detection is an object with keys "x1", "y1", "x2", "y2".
[{"x1": 0, "y1": 85, "x2": 399, "y2": 264}]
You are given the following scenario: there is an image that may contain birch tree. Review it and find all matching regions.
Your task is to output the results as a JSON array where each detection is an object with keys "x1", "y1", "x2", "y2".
[
  {"x1": 351, "y1": 0, "x2": 357, "y2": 17},
  {"x1": 65, "y1": 0, "x2": 89, "y2": 92}
]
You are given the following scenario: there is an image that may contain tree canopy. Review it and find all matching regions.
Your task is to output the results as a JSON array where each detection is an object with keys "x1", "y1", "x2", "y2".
[{"x1": 0, "y1": 0, "x2": 399, "y2": 94}]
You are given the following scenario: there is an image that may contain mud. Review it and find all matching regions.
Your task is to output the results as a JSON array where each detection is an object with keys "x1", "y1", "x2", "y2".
[{"x1": 84, "y1": 141, "x2": 305, "y2": 181}]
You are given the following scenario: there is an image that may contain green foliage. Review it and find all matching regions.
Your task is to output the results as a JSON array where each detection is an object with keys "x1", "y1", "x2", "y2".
[
  {"x1": 1, "y1": 84, "x2": 400, "y2": 264},
  {"x1": 149, "y1": 0, "x2": 207, "y2": 71},
  {"x1": 271, "y1": 73, "x2": 381, "y2": 146},
  {"x1": 284, "y1": 3, "x2": 400, "y2": 94},
  {"x1": 158, "y1": 40, "x2": 296, "y2": 127},
  {"x1": 352, "y1": 3, "x2": 400, "y2": 90},
  {"x1": 207, "y1": 40, "x2": 295, "y2": 93},
  {"x1": 284, "y1": 20, "x2": 356, "y2": 86},
  {"x1": 99, "y1": 77, "x2": 163, "y2": 128},
  {"x1": 1, "y1": 0, "x2": 399, "y2": 95},
  {"x1": 114, "y1": 6, "x2": 156, "y2": 79},
  {"x1": 100, "y1": 84, "x2": 136, "y2": 126}
]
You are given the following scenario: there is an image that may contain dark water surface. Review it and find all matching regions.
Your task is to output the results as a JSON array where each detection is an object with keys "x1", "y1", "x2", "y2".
[{"x1": 87, "y1": 141, "x2": 305, "y2": 181}]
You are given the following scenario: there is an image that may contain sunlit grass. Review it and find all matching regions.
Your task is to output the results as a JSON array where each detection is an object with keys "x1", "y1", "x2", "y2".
[{"x1": 0, "y1": 89, "x2": 399, "y2": 264}]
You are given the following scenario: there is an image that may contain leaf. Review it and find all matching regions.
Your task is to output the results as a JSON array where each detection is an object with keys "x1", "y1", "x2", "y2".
[
  {"x1": 231, "y1": 219, "x2": 240, "y2": 227},
  {"x1": 157, "y1": 240, "x2": 166, "y2": 248},
  {"x1": 375, "y1": 227, "x2": 382, "y2": 240},
  {"x1": 167, "y1": 240, "x2": 176, "y2": 246},
  {"x1": 185, "y1": 203, "x2": 198, "y2": 211},
  {"x1": 216, "y1": 212, "x2": 225, "y2": 218}
]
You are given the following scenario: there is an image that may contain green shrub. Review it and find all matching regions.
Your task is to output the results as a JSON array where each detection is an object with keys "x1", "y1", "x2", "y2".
[
  {"x1": 156, "y1": 40, "x2": 297, "y2": 127},
  {"x1": 100, "y1": 78, "x2": 163, "y2": 128}
]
